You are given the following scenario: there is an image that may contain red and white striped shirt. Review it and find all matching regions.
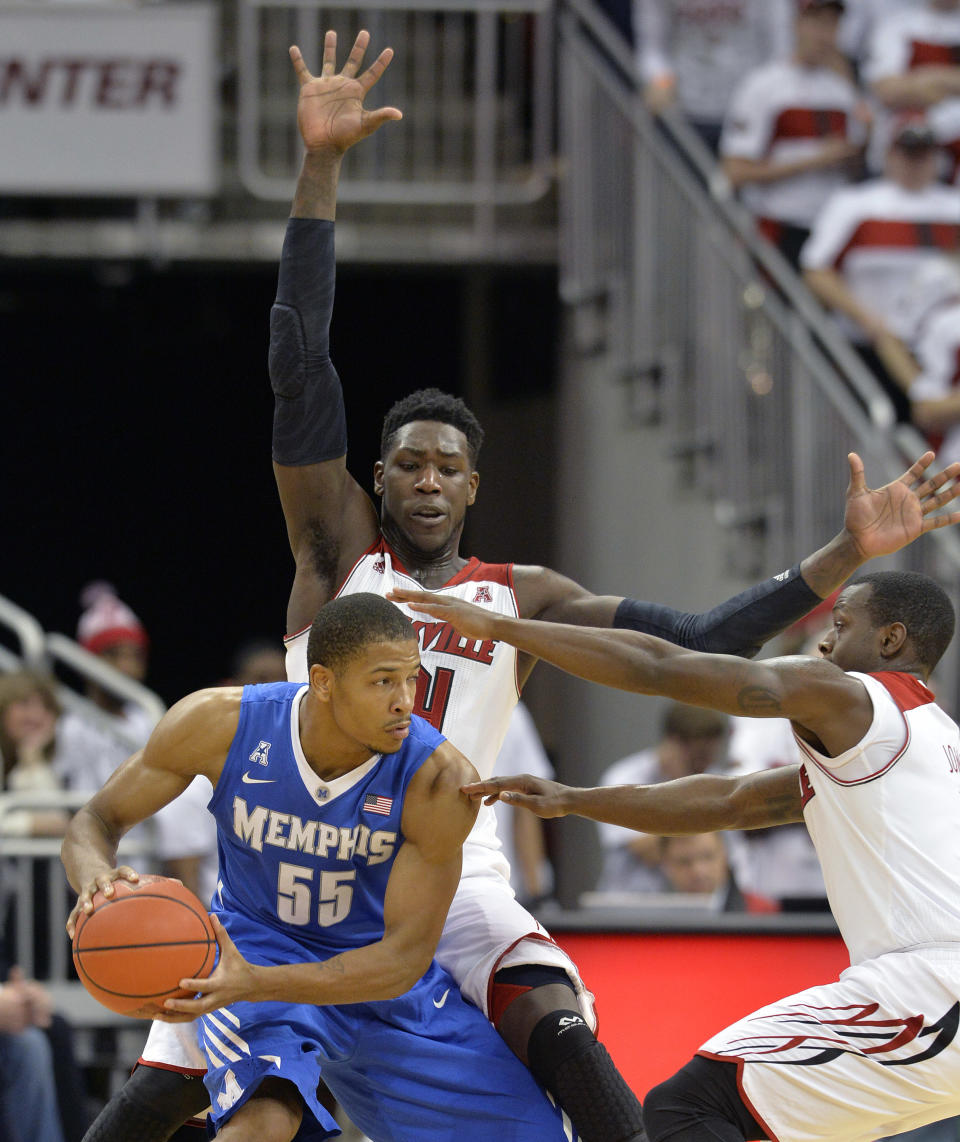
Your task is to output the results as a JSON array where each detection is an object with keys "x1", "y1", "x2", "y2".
[
  {"x1": 863, "y1": 6, "x2": 960, "y2": 170},
  {"x1": 800, "y1": 177, "x2": 960, "y2": 339},
  {"x1": 721, "y1": 59, "x2": 864, "y2": 226}
]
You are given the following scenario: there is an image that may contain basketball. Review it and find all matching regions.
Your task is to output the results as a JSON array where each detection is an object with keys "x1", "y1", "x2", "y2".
[{"x1": 72, "y1": 875, "x2": 217, "y2": 1017}]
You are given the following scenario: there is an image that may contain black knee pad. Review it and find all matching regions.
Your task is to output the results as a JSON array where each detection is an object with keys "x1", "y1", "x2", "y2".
[{"x1": 527, "y1": 1011, "x2": 646, "y2": 1142}]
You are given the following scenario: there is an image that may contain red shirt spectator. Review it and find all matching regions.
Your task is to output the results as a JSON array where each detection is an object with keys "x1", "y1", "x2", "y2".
[{"x1": 721, "y1": 0, "x2": 866, "y2": 266}]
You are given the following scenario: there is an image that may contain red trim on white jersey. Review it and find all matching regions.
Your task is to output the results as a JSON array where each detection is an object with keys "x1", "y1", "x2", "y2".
[
  {"x1": 794, "y1": 674, "x2": 912, "y2": 786},
  {"x1": 136, "y1": 1057, "x2": 208, "y2": 1077},
  {"x1": 696, "y1": 1052, "x2": 782, "y2": 1141},
  {"x1": 870, "y1": 671, "x2": 936, "y2": 713},
  {"x1": 283, "y1": 537, "x2": 515, "y2": 643},
  {"x1": 799, "y1": 762, "x2": 816, "y2": 808}
]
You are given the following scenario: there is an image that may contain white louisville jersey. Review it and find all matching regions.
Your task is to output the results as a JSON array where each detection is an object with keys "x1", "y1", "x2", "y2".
[
  {"x1": 285, "y1": 538, "x2": 521, "y2": 860},
  {"x1": 697, "y1": 671, "x2": 960, "y2": 1142},
  {"x1": 910, "y1": 300, "x2": 960, "y2": 467},
  {"x1": 721, "y1": 60, "x2": 864, "y2": 227},
  {"x1": 799, "y1": 178, "x2": 960, "y2": 340},
  {"x1": 795, "y1": 670, "x2": 960, "y2": 967}
]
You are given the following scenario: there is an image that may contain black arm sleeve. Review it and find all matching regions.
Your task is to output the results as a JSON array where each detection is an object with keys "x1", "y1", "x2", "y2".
[
  {"x1": 268, "y1": 218, "x2": 348, "y2": 466},
  {"x1": 613, "y1": 563, "x2": 821, "y2": 658}
]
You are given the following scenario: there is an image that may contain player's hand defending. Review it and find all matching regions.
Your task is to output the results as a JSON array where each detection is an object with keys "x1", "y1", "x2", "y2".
[
  {"x1": 291, "y1": 30, "x2": 402, "y2": 156},
  {"x1": 844, "y1": 451, "x2": 960, "y2": 560},
  {"x1": 387, "y1": 588, "x2": 502, "y2": 641},
  {"x1": 160, "y1": 916, "x2": 260, "y2": 1019},
  {"x1": 66, "y1": 866, "x2": 140, "y2": 940},
  {"x1": 462, "y1": 774, "x2": 573, "y2": 818}
]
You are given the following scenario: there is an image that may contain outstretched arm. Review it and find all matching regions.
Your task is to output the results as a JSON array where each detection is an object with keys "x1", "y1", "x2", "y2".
[
  {"x1": 387, "y1": 587, "x2": 873, "y2": 753},
  {"x1": 523, "y1": 451, "x2": 960, "y2": 656},
  {"x1": 271, "y1": 31, "x2": 403, "y2": 634},
  {"x1": 462, "y1": 766, "x2": 804, "y2": 835}
]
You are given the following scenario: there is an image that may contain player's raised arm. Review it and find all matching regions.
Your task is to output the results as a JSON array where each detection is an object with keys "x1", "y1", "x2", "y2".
[
  {"x1": 61, "y1": 689, "x2": 240, "y2": 937},
  {"x1": 271, "y1": 31, "x2": 403, "y2": 634},
  {"x1": 463, "y1": 765, "x2": 805, "y2": 835},
  {"x1": 164, "y1": 742, "x2": 479, "y2": 1014},
  {"x1": 518, "y1": 451, "x2": 960, "y2": 658}
]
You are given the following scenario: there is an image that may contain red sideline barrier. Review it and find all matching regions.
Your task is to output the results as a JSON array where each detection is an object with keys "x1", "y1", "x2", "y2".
[{"x1": 553, "y1": 930, "x2": 848, "y2": 1097}]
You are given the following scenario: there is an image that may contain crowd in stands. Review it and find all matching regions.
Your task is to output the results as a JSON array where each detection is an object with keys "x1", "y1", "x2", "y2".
[
  {"x1": 0, "y1": 584, "x2": 288, "y2": 1139},
  {"x1": 634, "y1": 0, "x2": 960, "y2": 443}
]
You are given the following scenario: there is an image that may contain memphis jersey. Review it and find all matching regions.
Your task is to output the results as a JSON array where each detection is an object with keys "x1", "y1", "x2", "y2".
[
  {"x1": 285, "y1": 538, "x2": 521, "y2": 856},
  {"x1": 207, "y1": 682, "x2": 444, "y2": 963},
  {"x1": 796, "y1": 671, "x2": 960, "y2": 966}
]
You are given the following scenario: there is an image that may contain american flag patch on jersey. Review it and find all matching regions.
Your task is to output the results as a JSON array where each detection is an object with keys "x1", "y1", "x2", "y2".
[{"x1": 363, "y1": 794, "x2": 393, "y2": 816}]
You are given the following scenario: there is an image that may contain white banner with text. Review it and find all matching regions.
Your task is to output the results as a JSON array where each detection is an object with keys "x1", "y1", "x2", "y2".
[{"x1": 0, "y1": 4, "x2": 217, "y2": 195}]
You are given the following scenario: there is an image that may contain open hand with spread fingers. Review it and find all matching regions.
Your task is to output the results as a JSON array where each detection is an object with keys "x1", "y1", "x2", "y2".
[
  {"x1": 844, "y1": 450, "x2": 960, "y2": 561},
  {"x1": 290, "y1": 29, "x2": 403, "y2": 156}
]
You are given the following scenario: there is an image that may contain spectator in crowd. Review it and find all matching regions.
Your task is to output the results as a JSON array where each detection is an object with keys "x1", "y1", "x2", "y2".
[
  {"x1": 657, "y1": 832, "x2": 778, "y2": 912},
  {"x1": 0, "y1": 671, "x2": 70, "y2": 837},
  {"x1": 906, "y1": 257, "x2": 960, "y2": 460},
  {"x1": 0, "y1": 968, "x2": 66, "y2": 1142},
  {"x1": 727, "y1": 714, "x2": 829, "y2": 908},
  {"x1": 491, "y1": 702, "x2": 556, "y2": 907},
  {"x1": 635, "y1": 0, "x2": 793, "y2": 153},
  {"x1": 800, "y1": 116, "x2": 960, "y2": 420},
  {"x1": 54, "y1": 583, "x2": 155, "y2": 793},
  {"x1": 837, "y1": 0, "x2": 926, "y2": 75},
  {"x1": 222, "y1": 638, "x2": 286, "y2": 685},
  {"x1": 862, "y1": 0, "x2": 960, "y2": 173},
  {"x1": 721, "y1": 600, "x2": 833, "y2": 911},
  {"x1": 0, "y1": 676, "x2": 94, "y2": 1139},
  {"x1": 720, "y1": 0, "x2": 867, "y2": 269},
  {"x1": 596, "y1": 702, "x2": 733, "y2": 891}
]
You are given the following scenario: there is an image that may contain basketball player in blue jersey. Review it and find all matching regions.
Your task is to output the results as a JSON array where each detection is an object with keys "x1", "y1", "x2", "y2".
[
  {"x1": 62, "y1": 594, "x2": 577, "y2": 1142},
  {"x1": 79, "y1": 29, "x2": 960, "y2": 1142}
]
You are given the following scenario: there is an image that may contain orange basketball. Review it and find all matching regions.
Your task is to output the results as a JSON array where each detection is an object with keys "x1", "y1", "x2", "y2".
[{"x1": 72, "y1": 875, "x2": 217, "y2": 1017}]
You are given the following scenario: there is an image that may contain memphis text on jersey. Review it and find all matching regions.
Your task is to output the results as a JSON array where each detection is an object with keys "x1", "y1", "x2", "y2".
[{"x1": 233, "y1": 796, "x2": 396, "y2": 865}]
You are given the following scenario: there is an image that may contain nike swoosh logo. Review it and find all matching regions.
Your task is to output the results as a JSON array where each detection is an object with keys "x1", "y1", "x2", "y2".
[
  {"x1": 242, "y1": 773, "x2": 276, "y2": 784},
  {"x1": 433, "y1": 989, "x2": 450, "y2": 1009}
]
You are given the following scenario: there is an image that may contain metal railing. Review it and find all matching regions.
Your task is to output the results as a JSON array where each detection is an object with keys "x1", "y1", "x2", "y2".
[
  {"x1": 0, "y1": 590, "x2": 166, "y2": 749},
  {"x1": 0, "y1": 791, "x2": 157, "y2": 986},
  {"x1": 555, "y1": 0, "x2": 960, "y2": 711},
  {"x1": 236, "y1": 0, "x2": 556, "y2": 228},
  {"x1": 0, "y1": 594, "x2": 47, "y2": 671}
]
